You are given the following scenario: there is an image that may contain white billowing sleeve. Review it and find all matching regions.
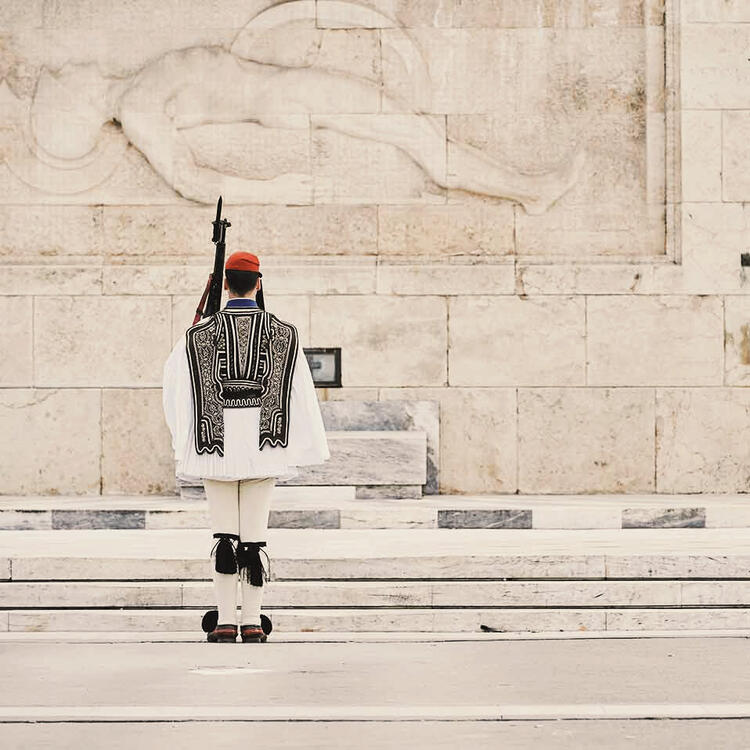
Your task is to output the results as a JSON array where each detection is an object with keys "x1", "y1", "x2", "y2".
[
  {"x1": 285, "y1": 342, "x2": 330, "y2": 466},
  {"x1": 162, "y1": 336, "x2": 193, "y2": 459}
]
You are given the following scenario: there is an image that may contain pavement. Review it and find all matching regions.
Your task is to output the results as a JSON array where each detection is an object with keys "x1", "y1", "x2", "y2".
[{"x1": 2, "y1": 635, "x2": 750, "y2": 748}]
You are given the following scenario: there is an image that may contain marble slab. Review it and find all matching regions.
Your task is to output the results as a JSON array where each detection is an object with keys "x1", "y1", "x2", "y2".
[
  {"x1": 606, "y1": 608, "x2": 750, "y2": 631},
  {"x1": 681, "y1": 581, "x2": 750, "y2": 606},
  {"x1": 0, "y1": 510, "x2": 52, "y2": 530},
  {"x1": 622, "y1": 508, "x2": 706, "y2": 528},
  {"x1": 437, "y1": 509, "x2": 532, "y2": 529},
  {"x1": 51, "y1": 510, "x2": 146, "y2": 530},
  {"x1": 280, "y1": 431, "x2": 427, "y2": 486},
  {"x1": 604, "y1": 555, "x2": 750, "y2": 579},
  {"x1": 9, "y1": 558, "x2": 210, "y2": 582},
  {"x1": 319, "y1": 400, "x2": 439, "y2": 493},
  {"x1": 430, "y1": 580, "x2": 680, "y2": 608},
  {"x1": 355, "y1": 485, "x2": 423, "y2": 499},
  {"x1": 273, "y1": 555, "x2": 606, "y2": 580},
  {"x1": 267, "y1": 510, "x2": 340, "y2": 529},
  {"x1": 0, "y1": 582, "x2": 181, "y2": 608}
]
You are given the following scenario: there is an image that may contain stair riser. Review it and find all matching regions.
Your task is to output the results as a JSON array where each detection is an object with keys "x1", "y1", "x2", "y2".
[
  {"x1": 5, "y1": 580, "x2": 750, "y2": 608},
  {"x1": 5, "y1": 608, "x2": 750, "y2": 633},
  {"x1": 7, "y1": 555, "x2": 750, "y2": 581}
]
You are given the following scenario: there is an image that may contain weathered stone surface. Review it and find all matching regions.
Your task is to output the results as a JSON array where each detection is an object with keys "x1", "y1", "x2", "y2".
[
  {"x1": 377, "y1": 204, "x2": 514, "y2": 256},
  {"x1": 40, "y1": 0, "x2": 252, "y2": 29},
  {"x1": 431, "y1": 581, "x2": 679, "y2": 608},
  {"x1": 34, "y1": 296, "x2": 172, "y2": 387},
  {"x1": 683, "y1": 0, "x2": 750, "y2": 22},
  {"x1": 377, "y1": 262, "x2": 515, "y2": 295},
  {"x1": 674, "y1": 203, "x2": 750, "y2": 295},
  {"x1": 518, "y1": 388, "x2": 655, "y2": 493},
  {"x1": 0, "y1": 266, "x2": 102, "y2": 296},
  {"x1": 102, "y1": 389, "x2": 176, "y2": 495},
  {"x1": 380, "y1": 387, "x2": 517, "y2": 494},
  {"x1": 311, "y1": 117, "x2": 446, "y2": 204},
  {"x1": 0, "y1": 207, "x2": 103, "y2": 262},
  {"x1": 281, "y1": 431, "x2": 427, "y2": 486},
  {"x1": 319, "y1": 399, "x2": 439, "y2": 493},
  {"x1": 0, "y1": 0, "x2": 43, "y2": 27},
  {"x1": 681, "y1": 581, "x2": 750, "y2": 606},
  {"x1": 450, "y1": 0, "x2": 652, "y2": 27},
  {"x1": 681, "y1": 110, "x2": 722, "y2": 201},
  {"x1": 725, "y1": 296, "x2": 750, "y2": 387},
  {"x1": 0, "y1": 389, "x2": 101, "y2": 495},
  {"x1": 101, "y1": 205, "x2": 377, "y2": 258},
  {"x1": 184, "y1": 117, "x2": 311, "y2": 182},
  {"x1": 0, "y1": 510, "x2": 51, "y2": 530},
  {"x1": 722, "y1": 111, "x2": 750, "y2": 201},
  {"x1": 104, "y1": 265, "x2": 208, "y2": 296},
  {"x1": 316, "y1": 0, "x2": 454, "y2": 28},
  {"x1": 656, "y1": 388, "x2": 750, "y2": 494},
  {"x1": 606, "y1": 554, "x2": 750, "y2": 579},
  {"x1": 449, "y1": 296, "x2": 585, "y2": 386},
  {"x1": 0, "y1": 581, "x2": 180, "y2": 608},
  {"x1": 587, "y1": 295, "x2": 724, "y2": 386},
  {"x1": 310, "y1": 296, "x2": 447, "y2": 387},
  {"x1": 0, "y1": 297, "x2": 32, "y2": 386},
  {"x1": 449, "y1": 112, "x2": 658, "y2": 211},
  {"x1": 383, "y1": 28, "x2": 648, "y2": 115},
  {"x1": 320, "y1": 387, "x2": 380, "y2": 401},
  {"x1": 681, "y1": 24, "x2": 750, "y2": 109},
  {"x1": 606, "y1": 608, "x2": 750, "y2": 631}
]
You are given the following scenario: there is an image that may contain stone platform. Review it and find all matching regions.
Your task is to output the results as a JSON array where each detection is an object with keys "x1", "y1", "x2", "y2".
[
  {"x1": 2, "y1": 525, "x2": 750, "y2": 634},
  {"x1": 1, "y1": 493, "x2": 749, "y2": 530}
]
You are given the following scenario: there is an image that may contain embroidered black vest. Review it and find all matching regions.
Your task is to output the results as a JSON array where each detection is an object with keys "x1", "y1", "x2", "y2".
[{"x1": 185, "y1": 308, "x2": 298, "y2": 455}]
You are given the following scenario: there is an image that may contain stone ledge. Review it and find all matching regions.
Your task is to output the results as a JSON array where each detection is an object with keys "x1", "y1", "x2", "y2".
[{"x1": 3, "y1": 494, "x2": 750, "y2": 530}]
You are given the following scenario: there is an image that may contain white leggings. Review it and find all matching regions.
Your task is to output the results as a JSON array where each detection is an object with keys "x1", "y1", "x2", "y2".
[{"x1": 203, "y1": 477, "x2": 276, "y2": 626}]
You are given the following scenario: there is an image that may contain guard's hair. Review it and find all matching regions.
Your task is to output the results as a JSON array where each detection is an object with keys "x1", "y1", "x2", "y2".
[{"x1": 225, "y1": 269, "x2": 260, "y2": 296}]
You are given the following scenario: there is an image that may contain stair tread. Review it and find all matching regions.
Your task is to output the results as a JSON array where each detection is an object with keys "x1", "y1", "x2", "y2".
[{"x1": 3, "y1": 527, "x2": 750, "y2": 560}]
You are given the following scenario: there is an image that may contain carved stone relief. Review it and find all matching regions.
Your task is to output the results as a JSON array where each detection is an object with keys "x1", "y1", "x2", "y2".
[{"x1": 0, "y1": 0, "x2": 666, "y2": 256}]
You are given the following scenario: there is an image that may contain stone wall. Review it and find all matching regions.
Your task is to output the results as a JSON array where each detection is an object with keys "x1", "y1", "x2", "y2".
[{"x1": 0, "y1": 0, "x2": 748, "y2": 495}]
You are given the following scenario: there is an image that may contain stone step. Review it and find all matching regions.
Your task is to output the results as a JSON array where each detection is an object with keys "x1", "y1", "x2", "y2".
[
  {"x1": 4, "y1": 607, "x2": 750, "y2": 633},
  {"x1": 3, "y1": 579, "x2": 750, "y2": 608},
  {"x1": 4, "y1": 527, "x2": 750, "y2": 581},
  {"x1": 3, "y1": 493, "x2": 750, "y2": 531}
]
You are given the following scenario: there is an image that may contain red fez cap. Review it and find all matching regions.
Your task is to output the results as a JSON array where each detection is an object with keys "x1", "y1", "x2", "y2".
[{"x1": 225, "y1": 251, "x2": 261, "y2": 273}]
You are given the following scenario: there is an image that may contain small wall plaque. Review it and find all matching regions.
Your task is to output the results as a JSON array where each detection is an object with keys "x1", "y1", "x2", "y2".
[{"x1": 303, "y1": 347, "x2": 341, "y2": 388}]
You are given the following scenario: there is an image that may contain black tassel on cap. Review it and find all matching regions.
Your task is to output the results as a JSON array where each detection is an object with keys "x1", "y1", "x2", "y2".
[
  {"x1": 211, "y1": 532, "x2": 240, "y2": 574},
  {"x1": 237, "y1": 541, "x2": 270, "y2": 587}
]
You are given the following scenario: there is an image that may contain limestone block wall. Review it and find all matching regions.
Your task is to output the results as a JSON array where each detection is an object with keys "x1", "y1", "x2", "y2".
[{"x1": 0, "y1": 0, "x2": 748, "y2": 495}]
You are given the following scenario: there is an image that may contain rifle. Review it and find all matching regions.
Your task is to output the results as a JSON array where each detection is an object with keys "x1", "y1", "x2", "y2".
[{"x1": 193, "y1": 196, "x2": 231, "y2": 324}]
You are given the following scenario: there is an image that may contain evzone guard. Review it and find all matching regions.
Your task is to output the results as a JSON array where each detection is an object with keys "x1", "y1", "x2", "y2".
[{"x1": 162, "y1": 202, "x2": 329, "y2": 643}]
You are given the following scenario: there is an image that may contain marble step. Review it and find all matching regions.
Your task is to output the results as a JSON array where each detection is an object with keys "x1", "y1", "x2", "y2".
[
  {"x1": 5, "y1": 527, "x2": 750, "y2": 580},
  {"x1": 4, "y1": 579, "x2": 750, "y2": 608},
  {"x1": 4, "y1": 606, "x2": 750, "y2": 633},
  {"x1": 4, "y1": 493, "x2": 750, "y2": 531},
  {"x1": 6, "y1": 552, "x2": 750, "y2": 581}
]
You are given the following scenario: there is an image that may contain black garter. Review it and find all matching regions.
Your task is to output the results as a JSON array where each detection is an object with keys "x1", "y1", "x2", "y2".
[{"x1": 210, "y1": 532, "x2": 240, "y2": 574}]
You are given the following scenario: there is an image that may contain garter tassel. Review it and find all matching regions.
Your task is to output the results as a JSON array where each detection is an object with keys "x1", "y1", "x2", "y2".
[{"x1": 236, "y1": 541, "x2": 270, "y2": 587}]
